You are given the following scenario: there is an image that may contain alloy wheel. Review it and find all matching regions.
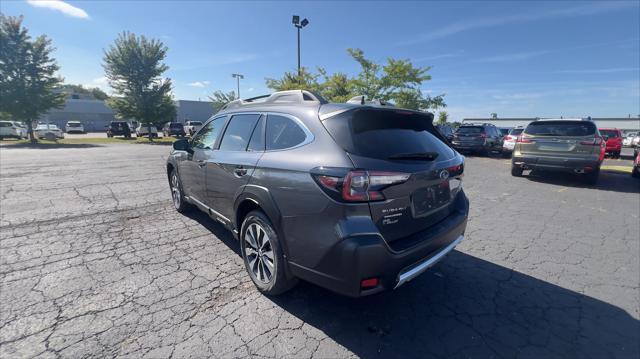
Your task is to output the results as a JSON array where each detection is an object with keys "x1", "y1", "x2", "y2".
[
  {"x1": 244, "y1": 223, "x2": 275, "y2": 283},
  {"x1": 171, "y1": 173, "x2": 181, "y2": 208}
]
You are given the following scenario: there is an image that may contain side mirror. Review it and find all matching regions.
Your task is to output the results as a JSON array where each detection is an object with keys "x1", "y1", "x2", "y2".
[{"x1": 173, "y1": 138, "x2": 191, "y2": 152}]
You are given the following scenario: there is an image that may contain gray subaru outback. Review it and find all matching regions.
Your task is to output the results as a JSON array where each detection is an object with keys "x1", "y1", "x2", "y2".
[{"x1": 166, "y1": 90, "x2": 469, "y2": 297}]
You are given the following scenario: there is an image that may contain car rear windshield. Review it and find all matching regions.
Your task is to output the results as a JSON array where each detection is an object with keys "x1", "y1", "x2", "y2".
[
  {"x1": 170, "y1": 123, "x2": 183, "y2": 128},
  {"x1": 456, "y1": 126, "x2": 483, "y2": 134},
  {"x1": 524, "y1": 121, "x2": 596, "y2": 137},
  {"x1": 599, "y1": 129, "x2": 619, "y2": 138},
  {"x1": 509, "y1": 128, "x2": 523, "y2": 136},
  {"x1": 67, "y1": 122, "x2": 81, "y2": 127},
  {"x1": 190, "y1": 121, "x2": 203, "y2": 126},
  {"x1": 322, "y1": 108, "x2": 453, "y2": 160}
]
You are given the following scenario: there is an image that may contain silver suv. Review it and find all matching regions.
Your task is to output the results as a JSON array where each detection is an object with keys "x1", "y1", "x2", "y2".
[{"x1": 166, "y1": 90, "x2": 469, "y2": 297}]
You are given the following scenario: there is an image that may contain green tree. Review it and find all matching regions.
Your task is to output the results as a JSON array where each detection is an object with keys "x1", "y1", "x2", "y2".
[
  {"x1": 103, "y1": 32, "x2": 175, "y2": 141},
  {"x1": 60, "y1": 84, "x2": 109, "y2": 100},
  {"x1": 208, "y1": 90, "x2": 237, "y2": 110},
  {"x1": 265, "y1": 48, "x2": 445, "y2": 111},
  {"x1": 0, "y1": 15, "x2": 65, "y2": 142},
  {"x1": 437, "y1": 111, "x2": 449, "y2": 125}
]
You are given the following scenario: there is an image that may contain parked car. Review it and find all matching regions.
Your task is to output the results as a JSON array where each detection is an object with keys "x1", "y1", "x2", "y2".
[
  {"x1": 632, "y1": 148, "x2": 640, "y2": 178},
  {"x1": 106, "y1": 121, "x2": 131, "y2": 138},
  {"x1": 598, "y1": 128, "x2": 622, "y2": 158},
  {"x1": 184, "y1": 121, "x2": 203, "y2": 136},
  {"x1": 162, "y1": 122, "x2": 186, "y2": 137},
  {"x1": 65, "y1": 121, "x2": 85, "y2": 134},
  {"x1": 34, "y1": 124, "x2": 64, "y2": 139},
  {"x1": 0, "y1": 121, "x2": 28, "y2": 139},
  {"x1": 436, "y1": 124, "x2": 454, "y2": 142},
  {"x1": 498, "y1": 127, "x2": 512, "y2": 137},
  {"x1": 136, "y1": 123, "x2": 158, "y2": 138},
  {"x1": 166, "y1": 90, "x2": 468, "y2": 297},
  {"x1": 622, "y1": 133, "x2": 636, "y2": 147},
  {"x1": 511, "y1": 119, "x2": 604, "y2": 184},
  {"x1": 502, "y1": 127, "x2": 524, "y2": 155},
  {"x1": 451, "y1": 123, "x2": 503, "y2": 155},
  {"x1": 633, "y1": 134, "x2": 640, "y2": 148}
]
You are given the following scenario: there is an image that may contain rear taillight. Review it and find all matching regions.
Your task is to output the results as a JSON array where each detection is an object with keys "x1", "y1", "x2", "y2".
[
  {"x1": 517, "y1": 134, "x2": 535, "y2": 143},
  {"x1": 314, "y1": 170, "x2": 410, "y2": 202},
  {"x1": 505, "y1": 135, "x2": 513, "y2": 141},
  {"x1": 580, "y1": 137, "x2": 604, "y2": 146}
]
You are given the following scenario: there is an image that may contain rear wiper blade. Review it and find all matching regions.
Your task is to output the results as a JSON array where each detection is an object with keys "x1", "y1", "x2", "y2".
[{"x1": 388, "y1": 152, "x2": 439, "y2": 161}]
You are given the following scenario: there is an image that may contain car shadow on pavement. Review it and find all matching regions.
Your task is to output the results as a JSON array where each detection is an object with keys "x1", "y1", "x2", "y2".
[
  {"x1": 183, "y1": 209, "x2": 241, "y2": 256},
  {"x1": 523, "y1": 170, "x2": 639, "y2": 194},
  {"x1": 268, "y1": 252, "x2": 639, "y2": 358}
]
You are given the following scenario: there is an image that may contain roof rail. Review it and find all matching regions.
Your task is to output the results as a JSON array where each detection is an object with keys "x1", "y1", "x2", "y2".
[
  {"x1": 346, "y1": 95, "x2": 394, "y2": 107},
  {"x1": 219, "y1": 90, "x2": 327, "y2": 112}
]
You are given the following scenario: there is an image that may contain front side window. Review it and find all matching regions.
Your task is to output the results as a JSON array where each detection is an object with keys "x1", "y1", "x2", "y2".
[
  {"x1": 219, "y1": 114, "x2": 260, "y2": 151},
  {"x1": 191, "y1": 117, "x2": 225, "y2": 149},
  {"x1": 266, "y1": 115, "x2": 307, "y2": 150}
]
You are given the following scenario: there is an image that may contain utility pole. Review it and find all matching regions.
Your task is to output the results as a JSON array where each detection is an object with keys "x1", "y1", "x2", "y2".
[
  {"x1": 292, "y1": 16, "x2": 309, "y2": 80},
  {"x1": 231, "y1": 73, "x2": 244, "y2": 99}
]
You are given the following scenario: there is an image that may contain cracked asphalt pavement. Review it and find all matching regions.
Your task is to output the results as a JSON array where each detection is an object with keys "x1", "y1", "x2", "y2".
[{"x1": 1, "y1": 144, "x2": 638, "y2": 358}]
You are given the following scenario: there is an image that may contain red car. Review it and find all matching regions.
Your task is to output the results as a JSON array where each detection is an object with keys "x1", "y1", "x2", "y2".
[
  {"x1": 632, "y1": 149, "x2": 640, "y2": 178},
  {"x1": 598, "y1": 128, "x2": 622, "y2": 158}
]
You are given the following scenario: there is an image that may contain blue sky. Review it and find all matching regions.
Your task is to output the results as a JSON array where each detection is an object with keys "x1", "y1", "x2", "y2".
[{"x1": 3, "y1": 0, "x2": 639, "y2": 120}]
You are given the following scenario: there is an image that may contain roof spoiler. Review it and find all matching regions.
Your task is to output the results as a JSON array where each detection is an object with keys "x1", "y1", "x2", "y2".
[{"x1": 346, "y1": 95, "x2": 394, "y2": 107}]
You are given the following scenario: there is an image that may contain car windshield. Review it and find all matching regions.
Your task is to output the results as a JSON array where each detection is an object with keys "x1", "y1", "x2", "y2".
[
  {"x1": 170, "y1": 123, "x2": 183, "y2": 128},
  {"x1": 509, "y1": 128, "x2": 524, "y2": 136},
  {"x1": 36, "y1": 124, "x2": 57, "y2": 130},
  {"x1": 322, "y1": 108, "x2": 454, "y2": 161},
  {"x1": 456, "y1": 126, "x2": 483, "y2": 134},
  {"x1": 524, "y1": 121, "x2": 596, "y2": 137},
  {"x1": 599, "y1": 129, "x2": 619, "y2": 138}
]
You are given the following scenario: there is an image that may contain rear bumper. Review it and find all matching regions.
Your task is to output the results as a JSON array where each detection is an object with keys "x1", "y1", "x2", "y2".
[
  {"x1": 451, "y1": 142, "x2": 486, "y2": 151},
  {"x1": 288, "y1": 191, "x2": 469, "y2": 297},
  {"x1": 512, "y1": 154, "x2": 601, "y2": 173}
]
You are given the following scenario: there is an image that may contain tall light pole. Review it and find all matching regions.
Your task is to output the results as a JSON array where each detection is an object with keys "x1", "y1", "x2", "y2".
[
  {"x1": 232, "y1": 73, "x2": 244, "y2": 98},
  {"x1": 292, "y1": 15, "x2": 309, "y2": 80}
]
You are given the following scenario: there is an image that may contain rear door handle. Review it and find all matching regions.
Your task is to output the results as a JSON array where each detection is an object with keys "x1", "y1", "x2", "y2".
[{"x1": 234, "y1": 166, "x2": 247, "y2": 176}]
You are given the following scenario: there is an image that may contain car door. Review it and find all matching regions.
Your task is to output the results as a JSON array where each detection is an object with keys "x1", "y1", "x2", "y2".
[
  {"x1": 177, "y1": 116, "x2": 226, "y2": 202},
  {"x1": 205, "y1": 113, "x2": 263, "y2": 221}
]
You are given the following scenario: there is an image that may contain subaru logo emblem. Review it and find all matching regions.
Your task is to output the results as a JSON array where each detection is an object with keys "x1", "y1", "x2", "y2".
[{"x1": 439, "y1": 170, "x2": 450, "y2": 180}]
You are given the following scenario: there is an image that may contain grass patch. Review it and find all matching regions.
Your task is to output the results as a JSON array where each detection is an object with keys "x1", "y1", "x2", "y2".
[{"x1": 0, "y1": 136, "x2": 177, "y2": 146}]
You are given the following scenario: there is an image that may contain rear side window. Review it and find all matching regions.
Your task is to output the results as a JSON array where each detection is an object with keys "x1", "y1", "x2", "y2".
[
  {"x1": 0, "y1": 122, "x2": 11, "y2": 127},
  {"x1": 266, "y1": 115, "x2": 307, "y2": 150},
  {"x1": 525, "y1": 121, "x2": 596, "y2": 137},
  {"x1": 323, "y1": 108, "x2": 453, "y2": 160},
  {"x1": 457, "y1": 126, "x2": 483, "y2": 134},
  {"x1": 247, "y1": 116, "x2": 265, "y2": 151},
  {"x1": 219, "y1": 114, "x2": 260, "y2": 151}
]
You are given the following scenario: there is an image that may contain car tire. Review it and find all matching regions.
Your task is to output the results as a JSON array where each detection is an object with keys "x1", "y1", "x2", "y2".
[
  {"x1": 169, "y1": 169, "x2": 191, "y2": 213},
  {"x1": 511, "y1": 165, "x2": 523, "y2": 177},
  {"x1": 240, "y1": 210, "x2": 298, "y2": 296},
  {"x1": 632, "y1": 166, "x2": 639, "y2": 178},
  {"x1": 614, "y1": 151, "x2": 621, "y2": 158},
  {"x1": 585, "y1": 168, "x2": 600, "y2": 185}
]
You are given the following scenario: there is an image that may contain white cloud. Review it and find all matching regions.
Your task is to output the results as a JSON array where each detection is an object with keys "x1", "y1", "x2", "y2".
[
  {"x1": 27, "y1": 0, "x2": 90, "y2": 19},
  {"x1": 187, "y1": 81, "x2": 210, "y2": 88},
  {"x1": 414, "y1": 50, "x2": 465, "y2": 62},
  {"x1": 476, "y1": 51, "x2": 549, "y2": 63},
  {"x1": 247, "y1": 87, "x2": 255, "y2": 93},
  {"x1": 399, "y1": 2, "x2": 637, "y2": 45},
  {"x1": 553, "y1": 67, "x2": 640, "y2": 74}
]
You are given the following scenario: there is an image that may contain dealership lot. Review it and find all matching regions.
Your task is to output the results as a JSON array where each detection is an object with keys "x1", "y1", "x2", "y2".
[{"x1": 0, "y1": 145, "x2": 638, "y2": 358}]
